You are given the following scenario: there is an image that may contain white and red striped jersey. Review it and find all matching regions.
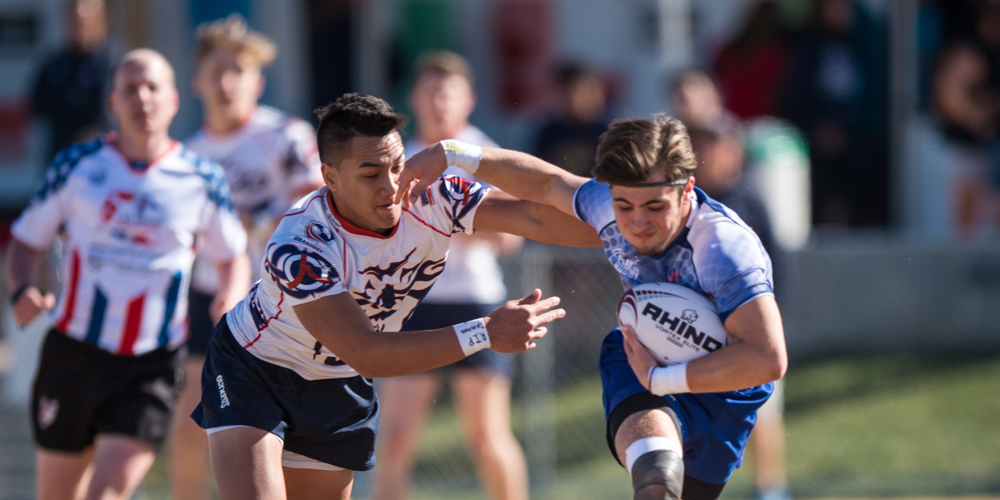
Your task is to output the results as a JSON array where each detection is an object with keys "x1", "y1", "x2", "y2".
[
  {"x1": 225, "y1": 176, "x2": 488, "y2": 380},
  {"x1": 185, "y1": 105, "x2": 323, "y2": 293},
  {"x1": 11, "y1": 135, "x2": 247, "y2": 356}
]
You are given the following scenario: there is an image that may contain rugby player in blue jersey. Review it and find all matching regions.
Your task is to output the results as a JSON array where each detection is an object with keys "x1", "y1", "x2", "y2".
[{"x1": 398, "y1": 115, "x2": 787, "y2": 500}]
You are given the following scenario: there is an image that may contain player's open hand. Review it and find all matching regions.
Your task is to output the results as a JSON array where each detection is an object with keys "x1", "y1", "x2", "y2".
[
  {"x1": 621, "y1": 324, "x2": 661, "y2": 391},
  {"x1": 394, "y1": 142, "x2": 449, "y2": 208},
  {"x1": 485, "y1": 289, "x2": 565, "y2": 353},
  {"x1": 13, "y1": 286, "x2": 55, "y2": 328}
]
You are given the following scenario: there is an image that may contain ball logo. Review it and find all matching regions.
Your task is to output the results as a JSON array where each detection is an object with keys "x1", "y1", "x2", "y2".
[
  {"x1": 681, "y1": 309, "x2": 698, "y2": 323},
  {"x1": 306, "y1": 220, "x2": 335, "y2": 243},
  {"x1": 266, "y1": 243, "x2": 340, "y2": 299}
]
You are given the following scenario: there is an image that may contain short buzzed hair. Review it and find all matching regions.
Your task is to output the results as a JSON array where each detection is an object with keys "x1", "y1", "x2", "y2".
[
  {"x1": 194, "y1": 14, "x2": 277, "y2": 67},
  {"x1": 592, "y1": 115, "x2": 696, "y2": 185},
  {"x1": 314, "y1": 93, "x2": 407, "y2": 166},
  {"x1": 414, "y1": 50, "x2": 474, "y2": 87},
  {"x1": 113, "y1": 48, "x2": 176, "y2": 89}
]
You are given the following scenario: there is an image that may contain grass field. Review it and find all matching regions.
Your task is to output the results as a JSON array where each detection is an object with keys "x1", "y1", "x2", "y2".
[{"x1": 137, "y1": 352, "x2": 1000, "y2": 499}]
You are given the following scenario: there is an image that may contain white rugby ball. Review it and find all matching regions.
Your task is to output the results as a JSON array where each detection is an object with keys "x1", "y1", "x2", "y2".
[{"x1": 617, "y1": 282, "x2": 730, "y2": 364}]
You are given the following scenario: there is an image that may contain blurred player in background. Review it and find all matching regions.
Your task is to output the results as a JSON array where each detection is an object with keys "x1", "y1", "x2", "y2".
[
  {"x1": 6, "y1": 49, "x2": 249, "y2": 500},
  {"x1": 532, "y1": 61, "x2": 610, "y2": 177},
  {"x1": 687, "y1": 124, "x2": 789, "y2": 500},
  {"x1": 30, "y1": 0, "x2": 111, "y2": 160},
  {"x1": 193, "y1": 93, "x2": 600, "y2": 499},
  {"x1": 399, "y1": 114, "x2": 786, "y2": 500},
  {"x1": 371, "y1": 51, "x2": 528, "y2": 500},
  {"x1": 169, "y1": 16, "x2": 323, "y2": 500}
]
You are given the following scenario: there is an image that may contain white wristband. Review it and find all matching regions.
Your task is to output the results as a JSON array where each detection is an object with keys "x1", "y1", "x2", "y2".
[
  {"x1": 441, "y1": 140, "x2": 482, "y2": 174},
  {"x1": 648, "y1": 363, "x2": 690, "y2": 396},
  {"x1": 454, "y1": 318, "x2": 490, "y2": 356}
]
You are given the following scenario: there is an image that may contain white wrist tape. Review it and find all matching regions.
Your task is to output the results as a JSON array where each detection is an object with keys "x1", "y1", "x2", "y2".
[
  {"x1": 441, "y1": 139, "x2": 482, "y2": 174},
  {"x1": 624, "y1": 437, "x2": 683, "y2": 476},
  {"x1": 454, "y1": 318, "x2": 490, "y2": 356},
  {"x1": 648, "y1": 363, "x2": 689, "y2": 396}
]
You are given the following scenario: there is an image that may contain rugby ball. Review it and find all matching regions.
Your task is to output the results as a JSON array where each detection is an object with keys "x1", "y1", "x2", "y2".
[{"x1": 617, "y1": 282, "x2": 730, "y2": 364}]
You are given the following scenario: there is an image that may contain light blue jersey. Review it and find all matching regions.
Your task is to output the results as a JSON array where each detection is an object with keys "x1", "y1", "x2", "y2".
[
  {"x1": 577, "y1": 179, "x2": 777, "y2": 485},
  {"x1": 573, "y1": 179, "x2": 773, "y2": 321}
]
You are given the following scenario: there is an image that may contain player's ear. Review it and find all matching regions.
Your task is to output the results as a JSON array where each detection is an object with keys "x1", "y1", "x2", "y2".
[
  {"x1": 322, "y1": 163, "x2": 338, "y2": 192},
  {"x1": 257, "y1": 73, "x2": 267, "y2": 99}
]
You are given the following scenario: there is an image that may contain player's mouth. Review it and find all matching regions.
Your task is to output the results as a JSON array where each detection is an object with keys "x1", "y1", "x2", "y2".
[{"x1": 375, "y1": 202, "x2": 396, "y2": 212}]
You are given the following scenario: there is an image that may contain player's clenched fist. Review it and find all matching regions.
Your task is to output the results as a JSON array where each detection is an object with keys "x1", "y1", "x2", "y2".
[
  {"x1": 484, "y1": 289, "x2": 564, "y2": 353},
  {"x1": 12, "y1": 285, "x2": 56, "y2": 328}
]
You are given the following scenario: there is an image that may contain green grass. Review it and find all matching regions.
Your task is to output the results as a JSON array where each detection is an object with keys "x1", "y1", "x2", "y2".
[{"x1": 135, "y1": 353, "x2": 1000, "y2": 499}]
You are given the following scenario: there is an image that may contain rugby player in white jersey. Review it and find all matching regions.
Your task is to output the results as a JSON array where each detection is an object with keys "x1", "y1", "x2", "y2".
[
  {"x1": 398, "y1": 115, "x2": 787, "y2": 500},
  {"x1": 5, "y1": 49, "x2": 249, "y2": 500},
  {"x1": 192, "y1": 93, "x2": 602, "y2": 500},
  {"x1": 170, "y1": 16, "x2": 323, "y2": 500},
  {"x1": 372, "y1": 51, "x2": 528, "y2": 500}
]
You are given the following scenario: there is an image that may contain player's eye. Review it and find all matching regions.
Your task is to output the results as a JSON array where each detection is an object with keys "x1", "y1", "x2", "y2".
[
  {"x1": 615, "y1": 204, "x2": 633, "y2": 212},
  {"x1": 646, "y1": 205, "x2": 665, "y2": 212}
]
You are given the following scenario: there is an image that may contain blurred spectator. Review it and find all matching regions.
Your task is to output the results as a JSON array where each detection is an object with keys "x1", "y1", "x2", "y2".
[
  {"x1": 780, "y1": 0, "x2": 872, "y2": 227},
  {"x1": 712, "y1": 1, "x2": 790, "y2": 120},
  {"x1": 911, "y1": 41, "x2": 1000, "y2": 239},
  {"x1": 29, "y1": 0, "x2": 110, "y2": 161},
  {"x1": 372, "y1": 51, "x2": 528, "y2": 500},
  {"x1": 974, "y1": 0, "x2": 1000, "y2": 96},
  {"x1": 671, "y1": 69, "x2": 741, "y2": 133},
  {"x1": 532, "y1": 62, "x2": 609, "y2": 177},
  {"x1": 688, "y1": 123, "x2": 790, "y2": 500}
]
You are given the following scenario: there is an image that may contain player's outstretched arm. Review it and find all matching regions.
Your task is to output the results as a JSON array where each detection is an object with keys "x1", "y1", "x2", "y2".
[
  {"x1": 396, "y1": 142, "x2": 588, "y2": 216},
  {"x1": 294, "y1": 289, "x2": 565, "y2": 379},
  {"x1": 474, "y1": 191, "x2": 603, "y2": 248},
  {"x1": 623, "y1": 295, "x2": 787, "y2": 394},
  {"x1": 4, "y1": 238, "x2": 56, "y2": 327}
]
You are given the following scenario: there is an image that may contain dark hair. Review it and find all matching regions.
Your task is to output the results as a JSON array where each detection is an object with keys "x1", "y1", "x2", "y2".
[
  {"x1": 314, "y1": 93, "x2": 407, "y2": 166},
  {"x1": 554, "y1": 61, "x2": 594, "y2": 90},
  {"x1": 591, "y1": 114, "x2": 696, "y2": 185}
]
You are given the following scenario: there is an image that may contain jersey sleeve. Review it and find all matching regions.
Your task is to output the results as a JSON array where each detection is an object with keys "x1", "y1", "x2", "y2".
[
  {"x1": 197, "y1": 162, "x2": 248, "y2": 263},
  {"x1": 261, "y1": 215, "x2": 347, "y2": 307},
  {"x1": 415, "y1": 175, "x2": 490, "y2": 235},
  {"x1": 690, "y1": 217, "x2": 774, "y2": 322},
  {"x1": 282, "y1": 119, "x2": 323, "y2": 192},
  {"x1": 572, "y1": 178, "x2": 615, "y2": 230},
  {"x1": 11, "y1": 145, "x2": 90, "y2": 249}
]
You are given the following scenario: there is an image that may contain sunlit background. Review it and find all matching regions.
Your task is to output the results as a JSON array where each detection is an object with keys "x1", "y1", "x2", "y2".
[{"x1": 0, "y1": 0, "x2": 998, "y2": 498}]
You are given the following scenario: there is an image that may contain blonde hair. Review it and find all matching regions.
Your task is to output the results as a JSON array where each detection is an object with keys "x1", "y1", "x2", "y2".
[
  {"x1": 415, "y1": 50, "x2": 475, "y2": 87},
  {"x1": 194, "y1": 14, "x2": 277, "y2": 68},
  {"x1": 592, "y1": 115, "x2": 696, "y2": 185}
]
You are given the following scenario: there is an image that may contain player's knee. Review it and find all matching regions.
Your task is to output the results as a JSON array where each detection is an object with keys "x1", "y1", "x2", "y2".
[{"x1": 630, "y1": 449, "x2": 684, "y2": 500}]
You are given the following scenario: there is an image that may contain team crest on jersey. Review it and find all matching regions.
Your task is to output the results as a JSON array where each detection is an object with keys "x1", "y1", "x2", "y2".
[
  {"x1": 266, "y1": 243, "x2": 340, "y2": 299},
  {"x1": 305, "y1": 220, "x2": 335, "y2": 243},
  {"x1": 38, "y1": 396, "x2": 59, "y2": 430},
  {"x1": 353, "y1": 247, "x2": 445, "y2": 328},
  {"x1": 87, "y1": 167, "x2": 107, "y2": 185},
  {"x1": 100, "y1": 190, "x2": 166, "y2": 246}
]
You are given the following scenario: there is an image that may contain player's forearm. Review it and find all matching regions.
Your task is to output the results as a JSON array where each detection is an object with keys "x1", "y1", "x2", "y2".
[
  {"x1": 319, "y1": 326, "x2": 469, "y2": 379},
  {"x1": 477, "y1": 147, "x2": 580, "y2": 207},
  {"x1": 213, "y1": 253, "x2": 252, "y2": 317},
  {"x1": 5, "y1": 239, "x2": 45, "y2": 292},
  {"x1": 685, "y1": 340, "x2": 787, "y2": 393}
]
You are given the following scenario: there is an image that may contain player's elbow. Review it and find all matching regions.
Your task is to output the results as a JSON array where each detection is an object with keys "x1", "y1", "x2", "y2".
[{"x1": 763, "y1": 347, "x2": 788, "y2": 382}]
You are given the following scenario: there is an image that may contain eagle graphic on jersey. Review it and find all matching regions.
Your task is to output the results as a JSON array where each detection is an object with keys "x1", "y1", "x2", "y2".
[{"x1": 353, "y1": 248, "x2": 445, "y2": 329}]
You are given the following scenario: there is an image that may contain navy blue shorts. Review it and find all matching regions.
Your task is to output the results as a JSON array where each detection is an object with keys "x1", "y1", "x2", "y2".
[
  {"x1": 401, "y1": 302, "x2": 514, "y2": 379},
  {"x1": 191, "y1": 316, "x2": 378, "y2": 471},
  {"x1": 185, "y1": 288, "x2": 216, "y2": 356},
  {"x1": 599, "y1": 329, "x2": 772, "y2": 485}
]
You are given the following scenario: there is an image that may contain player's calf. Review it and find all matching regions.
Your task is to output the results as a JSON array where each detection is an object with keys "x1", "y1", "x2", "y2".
[{"x1": 626, "y1": 437, "x2": 684, "y2": 500}]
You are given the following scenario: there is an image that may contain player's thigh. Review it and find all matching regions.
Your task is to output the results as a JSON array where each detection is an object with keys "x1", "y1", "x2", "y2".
[
  {"x1": 86, "y1": 434, "x2": 156, "y2": 499},
  {"x1": 284, "y1": 466, "x2": 354, "y2": 500},
  {"x1": 208, "y1": 426, "x2": 286, "y2": 500},
  {"x1": 36, "y1": 447, "x2": 94, "y2": 500},
  {"x1": 452, "y1": 369, "x2": 513, "y2": 437},
  {"x1": 375, "y1": 373, "x2": 441, "y2": 441}
]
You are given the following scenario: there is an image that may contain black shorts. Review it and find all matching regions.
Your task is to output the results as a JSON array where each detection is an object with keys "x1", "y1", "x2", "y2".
[
  {"x1": 185, "y1": 288, "x2": 216, "y2": 356},
  {"x1": 32, "y1": 328, "x2": 184, "y2": 453},
  {"x1": 401, "y1": 302, "x2": 514, "y2": 379},
  {"x1": 192, "y1": 316, "x2": 379, "y2": 471}
]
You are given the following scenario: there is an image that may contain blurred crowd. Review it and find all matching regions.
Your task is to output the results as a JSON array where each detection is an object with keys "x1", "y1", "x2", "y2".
[{"x1": 8, "y1": 0, "x2": 1000, "y2": 499}]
